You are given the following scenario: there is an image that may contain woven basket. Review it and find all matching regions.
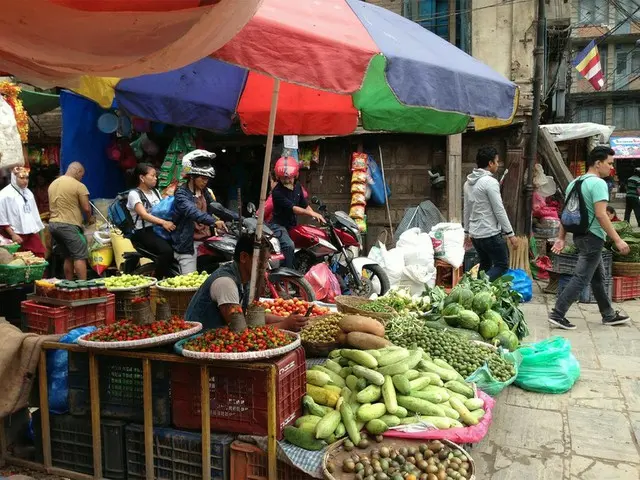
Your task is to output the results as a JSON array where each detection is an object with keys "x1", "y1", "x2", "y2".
[
  {"x1": 114, "y1": 287, "x2": 152, "y2": 320},
  {"x1": 612, "y1": 261, "x2": 640, "y2": 277},
  {"x1": 322, "y1": 437, "x2": 475, "y2": 480},
  {"x1": 131, "y1": 299, "x2": 153, "y2": 325},
  {"x1": 151, "y1": 286, "x2": 196, "y2": 317},
  {"x1": 155, "y1": 301, "x2": 172, "y2": 321},
  {"x1": 335, "y1": 295, "x2": 394, "y2": 323},
  {"x1": 0, "y1": 261, "x2": 48, "y2": 285},
  {"x1": 301, "y1": 339, "x2": 342, "y2": 358}
]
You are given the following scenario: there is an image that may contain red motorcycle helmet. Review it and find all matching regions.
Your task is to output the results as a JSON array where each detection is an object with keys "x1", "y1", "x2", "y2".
[{"x1": 274, "y1": 156, "x2": 299, "y2": 181}]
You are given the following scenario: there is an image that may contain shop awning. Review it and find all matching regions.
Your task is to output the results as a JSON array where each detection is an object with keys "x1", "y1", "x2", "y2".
[
  {"x1": 611, "y1": 137, "x2": 640, "y2": 159},
  {"x1": 19, "y1": 90, "x2": 60, "y2": 115}
]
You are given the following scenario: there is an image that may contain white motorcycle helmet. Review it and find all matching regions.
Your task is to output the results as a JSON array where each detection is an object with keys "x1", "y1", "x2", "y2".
[{"x1": 181, "y1": 149, "x2": 216, "y2": 178}]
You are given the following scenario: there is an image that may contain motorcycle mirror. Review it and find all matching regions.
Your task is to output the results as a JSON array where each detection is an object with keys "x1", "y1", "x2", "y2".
[
  {"x1": 311, "y1": 196, "x2": 321, "y2": 205},
  {"x1": 247, "y1": 202, "x2": 257, "y2": 215}
]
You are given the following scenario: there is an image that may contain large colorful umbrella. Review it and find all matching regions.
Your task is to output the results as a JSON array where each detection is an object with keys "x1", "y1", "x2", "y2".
[
  {"x1": 0, "y1": 0, "x2": 261, "y2": 86},
  {"x1": 74, "y1": 0, "x2": 518, "y2": 136}
]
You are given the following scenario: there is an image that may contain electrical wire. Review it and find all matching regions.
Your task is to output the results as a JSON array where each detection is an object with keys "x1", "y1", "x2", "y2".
[{"x1": 403, "y1": 0, "x2": 531, "y2": 24}]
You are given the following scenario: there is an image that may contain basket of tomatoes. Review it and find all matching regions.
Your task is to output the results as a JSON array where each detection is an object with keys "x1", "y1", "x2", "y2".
[
  {"x1": 255, "y1": 298, "x2": 330, "y2": 317},
  {"x1": 176, "y1": 325, "x2": 301, "y2": 360},
  {"x1": 77, "y1": 317, "x2": 202, "y2": 349}
]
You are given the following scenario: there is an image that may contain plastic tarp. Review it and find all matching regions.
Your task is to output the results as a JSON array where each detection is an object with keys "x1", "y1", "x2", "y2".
[
  {"x1": 60, "y1": 90, "x2": 125, "y2": 199},
  {"x1": 19, "y1": 90, "x2": 60, "y2": 115},
  {"x1": 0, "y1": 0, "x2": 261, "y2": 86},
  {"x1": 539, "y1": 123, "x2": 615, "y2": 143}
]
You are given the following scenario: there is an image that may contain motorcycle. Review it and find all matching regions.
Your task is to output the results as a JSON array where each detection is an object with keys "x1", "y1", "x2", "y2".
[
  {"x1": 289, "y1": 197, "x2": 390, "y2": 297},
  {"x1": 199, "y1": 202, "x2": 317, "y2": 301}
]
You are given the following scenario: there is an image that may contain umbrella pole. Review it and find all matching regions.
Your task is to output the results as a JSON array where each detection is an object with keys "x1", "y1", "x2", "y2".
[{"x1": 248, "y1": 78, "x2": 281, "y2": 304}]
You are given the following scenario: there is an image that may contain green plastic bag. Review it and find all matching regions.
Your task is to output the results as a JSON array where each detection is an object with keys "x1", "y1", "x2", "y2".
[
  {"x1": 514, "y1": 336, "x2": 581, "y2": 394},
  {"x1": 466, "y1": 349, "x2": 522, "y2": 397}
]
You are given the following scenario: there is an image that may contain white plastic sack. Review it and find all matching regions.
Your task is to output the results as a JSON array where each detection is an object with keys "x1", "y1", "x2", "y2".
[
  {"x1": 397, "y1": 227, "x2": 434, "y2": 267},
  {"x1": 0, "y1": 97, "x2": 24, "y2": 170},
  {"x1": 367, "y1": 241, "x2": 385, "y2": 265},
  {"x1": 429, "y1": 222, "x2": 465, "y2": 269},
  {"x1": 380, "y1": 246, "x2": 405, "y2": 287},
  {"x1": 397, "y1": 264, "x2": 436, "y2": 295}
]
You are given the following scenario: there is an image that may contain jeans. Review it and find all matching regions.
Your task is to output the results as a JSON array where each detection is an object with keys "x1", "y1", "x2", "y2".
[
  {"x1": 271, "y1": 224, "x2": 295, "y2": 268},
  {"x1": 624, "y1": 197, "x2": 640, "y2": 226},
  {"x1": 550, "y1": 233, "x2": 615, "y2": 321},
  {"x1": 174, "y1": 241, "x2": 202, "y2": 274},
  {"x1": 131, "y1": 227, "x2": 174, "y2": 279},
  {"x1": 471, "y1": 234, "x2": 509, "y2": 281}
]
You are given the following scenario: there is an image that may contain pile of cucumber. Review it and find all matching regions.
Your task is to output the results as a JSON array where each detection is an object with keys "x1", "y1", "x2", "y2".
[{"x1": 284, "y1": 346, "x2": 486, "y2": 451}]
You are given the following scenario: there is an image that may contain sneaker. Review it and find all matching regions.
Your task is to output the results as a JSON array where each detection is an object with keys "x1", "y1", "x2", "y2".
[
  {"x1": 548, "y1": 317, "x2": 577, "y2": 330},
  {"x1": 603, "y1": 312, "x2": 630, "y2": 326}
]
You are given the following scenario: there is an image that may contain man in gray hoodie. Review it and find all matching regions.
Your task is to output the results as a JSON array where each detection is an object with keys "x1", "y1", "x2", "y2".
[{"x1": 463, "y1": 146, "x2": 518, "y2": 280}]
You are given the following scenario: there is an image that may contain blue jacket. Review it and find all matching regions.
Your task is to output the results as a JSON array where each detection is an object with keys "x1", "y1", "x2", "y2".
[{"x1": 171, "y1": 185, "x2": 216, "y2": 255}]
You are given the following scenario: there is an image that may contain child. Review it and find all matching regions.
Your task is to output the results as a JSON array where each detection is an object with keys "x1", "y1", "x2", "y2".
[{"x1": 607, "y1": 206, "x2": 620, "y2": 222}]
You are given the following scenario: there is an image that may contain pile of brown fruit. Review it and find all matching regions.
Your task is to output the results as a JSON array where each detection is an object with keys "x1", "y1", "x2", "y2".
[{"x1": 327, "y1": 436, "x2": 473, "y2": 480}]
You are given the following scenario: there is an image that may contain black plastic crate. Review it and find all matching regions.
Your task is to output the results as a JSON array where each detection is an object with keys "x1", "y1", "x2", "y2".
[
  {"x1": 463, "y1": 248, "x2": 480, "y2": 272},
  {"x1": 551, "y1": 251, "x2": 612, "y2": 277},
  {"x1": 558, "y1": 274, "x2": 613, "y2": 304},
  {"x1": 32, "y1": 411, "x2": 126, "y2": 478},
  {"x1": 125, "y1": 424, "x2": 233, "y2": 480},
  {"x1": 68, "y1": 352, "x2": 171, "y2": 425}
]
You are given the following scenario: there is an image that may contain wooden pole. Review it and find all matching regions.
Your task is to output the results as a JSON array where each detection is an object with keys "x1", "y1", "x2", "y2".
[
  {"x1": 142, "y1": 359, "x2": 154, "y2": 480},
  {"x1": 248, "y1": 78, "x2": 281, "y2": 303},
  {"x1": 88, "y1": 353, "x2": 102, "y2": 478},
  {"x1": 267, "y1": 365, "x2": 278, "y2": 480},
  {"x1": 446, "y1": 0, "x2": 462, "y2": 222},
  {"x1": 37, "y1": 352, "x2": 51, "y2": 469},
  {"x1": 200, "y1": 365, "x2": 211, "y2": 480}
]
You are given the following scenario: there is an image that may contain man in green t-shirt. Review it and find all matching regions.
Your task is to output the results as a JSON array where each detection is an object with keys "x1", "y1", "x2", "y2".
[
  {"x1": 624, "y1": 167, "x2": 640, "y2": 226},
  {"x1": 550, "y1": 146, "x2": 631, "y2": 330}
]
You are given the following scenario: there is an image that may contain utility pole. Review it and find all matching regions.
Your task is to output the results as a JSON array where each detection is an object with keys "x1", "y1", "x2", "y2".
[
  {"x1": 447, "y1": 0, "x2": 462, "y2": 222},
  {"x1": 524, "y1": 0, "x2": 546, "y2": 234}
]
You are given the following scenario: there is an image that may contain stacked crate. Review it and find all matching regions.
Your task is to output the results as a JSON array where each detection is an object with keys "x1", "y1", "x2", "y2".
[{"x1": 553, "y1": 251, "x2": 613, "y2": 303}]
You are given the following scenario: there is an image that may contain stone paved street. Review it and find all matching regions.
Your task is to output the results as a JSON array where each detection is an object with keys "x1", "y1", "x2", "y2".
[{"x1": 474, "y1": 285, "x2": 640, "y2": 479}]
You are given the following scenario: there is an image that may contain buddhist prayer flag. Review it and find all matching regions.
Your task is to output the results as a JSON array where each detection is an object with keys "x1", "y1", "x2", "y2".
[{"x1": 573, "y1": 40, "x2": 605, "y2": 91}]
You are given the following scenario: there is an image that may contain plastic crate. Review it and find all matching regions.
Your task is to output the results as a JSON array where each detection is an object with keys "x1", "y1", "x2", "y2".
[
  {"x1": 230, "y1": 441, "x2": 314, "y2": 480},
  {"x1": 32, "y1": 411, "x2": 126, "y2": 478},
  {"x1": 171, "y1": 347, "x2": 306, "y2": 439},
  {"x1": 125, "y1": 424, "x2": 233, "y2": 480},
  {"x1": 0, "y1": 261, "x2": 48, "y2": 284},
  {"x1": 551, "y1": 251, "x2": 613, "y2": 277},
  {"x1": 612, "y1": 276, "x2": 640, "y2": 302},
  {"x1": 21, "y1": 294, "x2": 115, "y2": 334},
  {"x1": 558, "y1": 274, "x2": 613, "y2": 304},
  {"x1": 68, "y1": 352, "x2": 171, "y2": 425}
]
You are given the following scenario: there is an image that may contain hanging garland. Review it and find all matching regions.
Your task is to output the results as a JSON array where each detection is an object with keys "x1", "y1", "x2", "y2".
[{"x1": 0, "y1": 82, "x2": 29, "y2": 143}]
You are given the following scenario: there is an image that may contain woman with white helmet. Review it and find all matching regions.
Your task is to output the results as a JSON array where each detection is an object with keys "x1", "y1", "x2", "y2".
[{"x1": 171, "y1": 150, "x2": 225, "y2": 274}]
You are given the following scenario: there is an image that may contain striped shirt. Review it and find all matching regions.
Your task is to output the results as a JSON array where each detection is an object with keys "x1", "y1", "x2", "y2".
[{"x1": 627, "y1": 175, "x2": 640, "y2": 199}]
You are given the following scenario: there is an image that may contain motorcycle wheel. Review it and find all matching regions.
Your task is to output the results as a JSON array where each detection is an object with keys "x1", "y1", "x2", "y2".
[
  {"x1": 358, "y1": 264, "x2": 391, "y2": 297},
  {"x1": 266, "y1": 277, "x2": 316, "y2": 302}
]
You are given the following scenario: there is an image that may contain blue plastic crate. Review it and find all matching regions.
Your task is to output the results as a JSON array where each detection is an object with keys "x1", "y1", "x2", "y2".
[
  {"x1": 67, "y1": 352, "x2": 171, "y2": 425},
  {"x1": 33, "y1": 411, "x2": 126, "y2": 479},
  {"x1": 558, "y1": 274, "x2": 613, "y2": 304},
  {"x1": 125, "y1": 424, "x2": 233, "y2": 480}
]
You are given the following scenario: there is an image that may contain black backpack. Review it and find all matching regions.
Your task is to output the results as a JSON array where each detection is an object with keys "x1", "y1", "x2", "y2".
[{"x1": 560, "y1": 177, "x2": 592, "y2": 234}]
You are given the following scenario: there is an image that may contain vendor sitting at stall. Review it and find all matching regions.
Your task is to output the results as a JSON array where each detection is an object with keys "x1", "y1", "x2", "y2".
[
  {"x1": 185, "y1": 234, "x2": 308, "y2": 332},
  {"x1": 0, "y1": 167, "x2": 45, "y2": 257}
]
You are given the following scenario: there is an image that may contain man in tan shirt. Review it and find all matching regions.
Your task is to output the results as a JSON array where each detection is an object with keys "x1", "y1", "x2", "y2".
[{"x1": 48, "y1": 162, "x2": 92, "y2": 279}]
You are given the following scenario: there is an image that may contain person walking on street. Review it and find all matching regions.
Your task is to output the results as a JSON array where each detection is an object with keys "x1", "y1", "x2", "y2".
[
  {"x1": 549, "y1": 146, "x2": 631, "y2": 330},
  {"x1": 48, "y1": 162, "x2": 92, "y2": 280},
  {"x1": 463, "y1": 146, "x2": 518, "y2": 281},
  {"x1": 624, "y1": 167, "x2": 640, "y2": 226}
]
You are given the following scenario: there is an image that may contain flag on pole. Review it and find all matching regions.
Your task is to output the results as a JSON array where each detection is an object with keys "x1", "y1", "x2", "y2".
[{"x1": 573, "y1": 40, "x2": 605, "y2": 90}]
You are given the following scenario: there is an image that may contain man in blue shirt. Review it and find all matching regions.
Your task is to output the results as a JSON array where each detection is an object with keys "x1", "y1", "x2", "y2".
[
  {"x1": 270, "y1": 156, "x2": 324, "y2": 268},
  {"x1": 550, "y1": 146, "x2": 631, "y2": 329}
]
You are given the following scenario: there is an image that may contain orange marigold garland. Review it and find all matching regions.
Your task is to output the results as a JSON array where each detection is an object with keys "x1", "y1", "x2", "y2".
[{"x1": 0, "y1": 82, "x2": 28, "y2": 143}]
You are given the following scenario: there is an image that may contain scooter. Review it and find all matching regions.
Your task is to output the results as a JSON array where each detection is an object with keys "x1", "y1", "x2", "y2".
[
  {"x1": 289, "y1": 197, "x2": 390, "y2": 297},
  {"x1": 199, "y1": 202, "x2": 317, "y2": 301}
]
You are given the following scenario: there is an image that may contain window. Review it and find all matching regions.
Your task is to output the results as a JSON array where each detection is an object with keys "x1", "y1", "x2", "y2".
[
  {"x1": 578, "y1": 0, "x2": 609, "y2": 25},
  {"x1": 614, "y1": 44, "x2": 640, "y2": 90},
  {"x1": 613, "y1": 101, "x2": 640, "y2": 130},
  {"x1": 402, "y1": 0, "x2": 470, "y2": 52},
  {"x1": 574, "y1": 103, "x2": 606, "y2": 124},
  {"x1": 615, "y1": 0, "x2": 640, "y2": 33}
]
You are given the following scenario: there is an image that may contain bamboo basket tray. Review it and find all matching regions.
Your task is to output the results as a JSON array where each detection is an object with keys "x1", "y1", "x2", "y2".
[
  {"x1": 612, "y1": 261, "x2": 640, "y2": 277},
  {"x1": 322, "y1": 437, "x2": 475, "y2": 480},
  {"x1": 335, "y1": 296, "x2": 395, "y2": 323},
  {"x1": 300, "y1": 313, "x2": 344, "y2": 357}
]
